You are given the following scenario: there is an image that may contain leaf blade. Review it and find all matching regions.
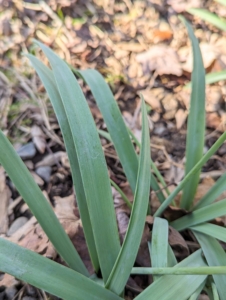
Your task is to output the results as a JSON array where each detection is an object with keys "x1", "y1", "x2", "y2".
[
  {"x1": 0, "y1": 238, "x2": 122, "y2": 300},
  {"x1": 35, "y1": 40, "x2": 120, "y2": 282},
  {"x1": 180, "y1": 17, "x2": 206, "y2": 210},
  {"x1": 106, "y1": 99, "x2": 151, "y2": 295}
]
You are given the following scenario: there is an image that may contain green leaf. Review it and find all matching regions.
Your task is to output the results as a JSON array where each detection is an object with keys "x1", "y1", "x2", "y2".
[
  {"x1": 193, "y1": 232, "x2": 226, "y2": 300},
  {"x1": 193, "y1": 172, "x2": 226, "y2": 210},
  {"x1": 106, "y1": 99, "x2": 151, "y2": 295},
  {"x1": 27, "y1": 54, "x2": 99, "y2": 272},
  {"x1": 0, "y1": 238, "x2": 122, "y2": 300},
  {"x1": 167, "y1": 245, "x2": 177, "y2": 267},
  {"x1": 191, "y1": 223, "x2": 226, "y2": 243},
  {"x1": 212, "y1": 282, "x2": 220, "y2": 300},
  {"x1": 180, "y1": 17, "x2": 206, "y2": 210},
  {"x1": 110, "y1": 179, "x2": 132, "y2": 209},
  {"x1": 75, "y1": 69, "x2": 166, "y2": 203},
  {"x1": 188, "y1": 281, "x2": 206, "y2": 300},
  {"x1": 187, "y1": 8, "x2": 226, "y2": 31},
  {"x1": 150, "y1": 217, "x2": 168, "y2": 280},
  {"x1": 185, "y1": 70, "x2": 226, "y2": 88},
  {"x1": 0, "y1": 131, "x2": 88, "y2": 276},
  {"x1": 135, "y1": 249, "x2": 207, "y2": 300},
  {"x1": 171, "y1": 198, "x2": 226, "y2": 231},
  {"x1": 75, "y1": 69, "x2": 138, "y2": 194},
  {"x1": 35, "y1": 40, "x2": 120, "y2": 282},
  {"x1": 154, "y1": 131, "x2": 226, "y2": 217}
]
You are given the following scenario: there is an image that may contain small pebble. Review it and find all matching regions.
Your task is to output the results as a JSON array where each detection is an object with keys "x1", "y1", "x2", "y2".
[
  {"x1": 17, "y1": 142, "x2": 36, "y2": 160},
  {"x1": 5, "y1": 286, "x2": 17, "y2": 299},
  {"x1": 35, "y1": 166, "x2": 52, "y2": 183},
  {"x1": 7, "y1": 217, "x2": 28, "y2": 236}
]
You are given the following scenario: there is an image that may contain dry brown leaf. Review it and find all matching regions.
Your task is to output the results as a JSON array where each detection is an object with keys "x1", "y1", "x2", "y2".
[
  {"x1": 0, "y1": 167, "x2": 11, "y2": 234},
  {"x1": 136, "y1": 45, "x2": 182, "y2": 76},
  {"x1": 169, "y1": 226, "x2": 189, "y2": 259},
  {"x1": 206, "y1": 112, "x2": 224, "y2": 131},
  {"x1": 35, "y1": 151, "x2": 67, "y2": 167},
  {"x1": 181, "y1": 43, "x2": 218, "y2": 73},
  {"x1": 31, "y1": 125, "x2": 46, "y2": 154},
  {"x1": 175, "y1": 109, "x2": 187, "y2": 130},
  {"x1": 167, "y1": 0, "x2": 201, "y2": 13},
  {"x1": 0, "y1": 273, "x2": 19, "y2": 288}
]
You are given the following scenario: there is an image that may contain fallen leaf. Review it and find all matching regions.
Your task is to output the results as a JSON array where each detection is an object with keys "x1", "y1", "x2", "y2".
[
  {"x1": 175, "y1": 109, "x2": 188, "y2": 129},
  {"x1": 136, "y1": 45, "x2": 182, "y2": 76},
  {"x1": 31, "y1": 125, "x2": 46, "y2": 154},
  {"x1": 35, "y1": 151, "x2": 67, "y2": 167},
  {"x1": 167, "y1": 0, "x2": 201, "y2": 13}
]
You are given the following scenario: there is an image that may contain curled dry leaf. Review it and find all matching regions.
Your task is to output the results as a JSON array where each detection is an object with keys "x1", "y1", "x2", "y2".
[
  {"x1": 136, "y1": 45, "x2": 182, "y2": 76},
  {"x1": 167, "y1": 0, "x2": 201, "y2": 13},
  {"x1": 31, "y1": 125, "x2": 46, "y2": 154}
]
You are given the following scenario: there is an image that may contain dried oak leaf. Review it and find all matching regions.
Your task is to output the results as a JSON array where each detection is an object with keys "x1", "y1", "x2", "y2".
[
  {"x1": 136, "y1": 45, "x2": 182, "y2": 76},
  {"x1": 167, "y1": 0, "x2": 201, "y2": 13},
  {"x1": 169, "y1": 226, "x2": 189, "y2": 259}
]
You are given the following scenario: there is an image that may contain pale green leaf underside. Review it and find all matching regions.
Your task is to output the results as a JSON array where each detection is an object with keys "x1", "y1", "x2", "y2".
[
  {"x1": 0, "y1": 238, "x2": 122, "y2": 300},
  {"x1": 191, "y1": 223, "x2": 226, "y2": 244}
]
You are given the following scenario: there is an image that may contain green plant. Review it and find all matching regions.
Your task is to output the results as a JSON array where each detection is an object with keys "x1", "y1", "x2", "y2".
[
  {"x1": 186, "y1": 0, "x2": 226, "y2": 86},
  {"x1": 1, "y1": 18, "x2": 226, "y2": 299}
]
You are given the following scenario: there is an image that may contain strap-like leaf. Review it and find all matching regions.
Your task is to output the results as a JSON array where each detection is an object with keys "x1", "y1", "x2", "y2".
[
  {"x1": 187, "y1": 8, "x2": 226, "y2": 31},
  {"x1": 191, "y1": 223, "x2": 226, "y2": 243},
  {"x1": 0, "y1": 131, "x2": 88, "y2": 276},
  {"x1": 150, "y1": 217, "x2": 168, "y2": 280},
  {"x1": 193, "y1": 172, "x2": 226, "y2": 210},
  {"x1": 154, "y1": 131, "x2": 226, "y2": 217},
  {"x1": 27, "y1": 54, "x2": 99, "y2": 272},
  {"x1": 34, "y1": 40, "x2": 120, "y2": 282},
  {"x1": 193, "y1": 232, "x2": 226, "y2": 300},
  {"x1": 106, "y1": 99, "x2": 151, "y2": 295},
  {"x1": 180, "y1": 17, "x2": 206, "y2": 210},
  {"x1": 0, "y1": 238, "x2": 122, "y2": 300},
  {"x1": 171, "y1": 198, "x2": 226, "y2": 231},
  {"x1": 135, "y1": 249, "x2": 207, "y2": 300}
]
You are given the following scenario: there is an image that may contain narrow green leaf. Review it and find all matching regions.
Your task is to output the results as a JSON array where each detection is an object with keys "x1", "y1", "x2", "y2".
[
  {"x1": 154, "y1": 131, "x2": 226, "y2": 217},
  {"x1": 135, "y1": 249, "x2": 207, "y2": 300},
  {"x1": 75, "y1": 69, "x2": 166, "y2": 204},
  {"x1": 0, "y1": 239, "x2": 122, "y2": 300},
  {"x1": 75, "y1": 69, "x2": 138, "y2": 194},
  {"x1": 171, "y1": 198, "x2": 226, "y2": 231},
  {"x1": 106, "y1": 100, "x2": 151, "y2": 295},
  {"x1": 193, "y1": 172, "x2": 226, "y2": 210},
  {"x1": 167, "y1": 245, "x2": 177, "y2": 267},
  {"x1": 150, "y1": 217, "x2": 168, "y2": 280},
  {"x1": 185, "y1": 70, "x2": 226, "y2": 88},
  {"x1": 188, "y1": 281, "x2": 206, "y2": 300},
  {"x1": 180, "y1": 18, "x2": 206, "y2": 210},
  {"x1": 191, "y1": 223, "x2": 226, "y2": 243},
  {"x1": 193, "y1": 232, "x2": 226, "y2": 300},
  {"x1": 212, "y1": 282, "x2": 220, "y2": 300},
  {"x1": 35, "y1": 40, "x2": 120, "y2": 282},
  {"x1": 110, "y1": 179, "x2": 132, "y2": 209},
  {"x1": 0, "y1": 131, "x2": 88, "y2": 276},
  {"x1": 27, "y1": 54, "x2": 99, "y2": 272},
  {"x1": 187, "y1": 8, "x2": 226, "y2": 31}
]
